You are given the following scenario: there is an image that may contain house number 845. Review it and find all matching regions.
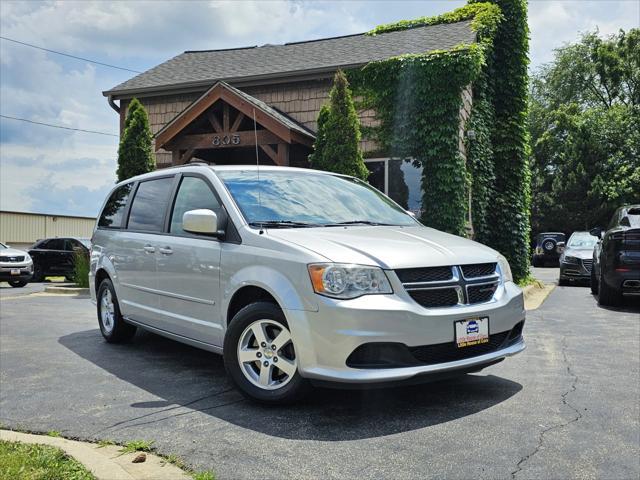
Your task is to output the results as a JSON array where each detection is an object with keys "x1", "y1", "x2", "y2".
[{"x1": 212, "y1": 134, "x2": 240, "y2": 146}]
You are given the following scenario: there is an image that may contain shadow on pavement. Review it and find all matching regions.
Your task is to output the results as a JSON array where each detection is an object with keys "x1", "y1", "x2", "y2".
[{"x1": 59, "y1": 329, "x2": 522, "y2": 441}]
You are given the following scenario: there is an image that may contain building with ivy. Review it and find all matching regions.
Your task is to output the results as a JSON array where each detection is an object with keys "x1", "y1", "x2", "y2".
[{"x1": 103, "y1": 0, "x2": 531, "y2": 280}]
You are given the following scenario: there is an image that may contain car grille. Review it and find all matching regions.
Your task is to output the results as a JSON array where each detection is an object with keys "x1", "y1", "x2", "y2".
[
  {"x1": 467, "y1": 283, "x2": 499, "y2": 303},
  {"x1": 395, "y1": 266, "x2": 453, "y2": 283},
  {"x1": 408, "y1": 288, "x2": 460, "y2": 308},
  {"x1": 581, "y1": 259, "x2": 593, "y2": 272},
  {"x1": 397, "y1": 263, "x2": 500, "y2": 308},
  {"x1": 0, "y1": 256, "x2": 25, "y2": 262},
  {"x1": 461, "y1": 263, "x2": 497, "y2": 278}
]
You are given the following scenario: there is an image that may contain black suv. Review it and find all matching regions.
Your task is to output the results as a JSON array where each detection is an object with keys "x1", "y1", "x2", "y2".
[
  {"x1": 29, "y1": 237, "x2": 90, "y2": 282},
  {"x1": 590, "y1": 205, "x2": 640, "y2": 306},
  {"x1": 532, "y1": 232, "x2": 566, "y2": 267}
]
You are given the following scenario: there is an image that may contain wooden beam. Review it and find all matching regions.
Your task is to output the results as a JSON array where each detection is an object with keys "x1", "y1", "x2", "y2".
[
  {"x1": 170, "y1": 130, "x2": 281, "y2": 151},
  {"x1": 276, "y1": 143, "x2": 289, "y2": 166},
  {"x1": 207, "y1": 111, "x2": 223, "y2": 133},
  {"x1": 230, "y1": 112, "x2": 245, "y2": 132},
  {"x1": 178, "y1": 148, "x2": 196, "y2": 165},
  {"x1": 223, "y1": 104, "x2": 230, "y2": 132},
  {"x1": 260, "y1": 144, "x2": 278, "y2": 163},
  {"x1": 156, "y1": 87, "x2": 222, "y2": 149}
]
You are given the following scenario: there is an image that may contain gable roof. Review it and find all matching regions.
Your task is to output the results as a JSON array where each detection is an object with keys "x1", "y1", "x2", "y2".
[
  {"x1": 155, "y1": 81, "x2": 315, "y2": 150},
  {"x1": 104, "y1": 20, "x2": 475, "y2": 98}
]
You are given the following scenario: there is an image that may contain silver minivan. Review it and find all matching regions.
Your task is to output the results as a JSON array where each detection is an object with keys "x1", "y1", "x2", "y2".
[{"x1": 90, "y1": 165, "x2": 525, "y2": 403}]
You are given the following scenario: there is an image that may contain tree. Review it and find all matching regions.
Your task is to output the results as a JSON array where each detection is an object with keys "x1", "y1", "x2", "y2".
[
  {"x1": 529, "y1": 28, "x2": 640, "y2": 234},
  {"x1": 116, "y1": 98, "x2": 155, "y2": 182},
  {"x1": 309, "y1": 70, "x2": 369, "y2": 180}
]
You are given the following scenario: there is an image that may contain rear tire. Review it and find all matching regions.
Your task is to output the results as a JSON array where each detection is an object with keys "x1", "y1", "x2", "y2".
[
  {"x1": 8, "y1": 280, "x2": 27, "y2": 288},
  {"x1": 223, "y1": 301, "x2": 311, "y2": 404},
  {"x1": 597, "y1": 273, "x2": 621, "y2": 307},
  {"x1": 97, "y1": 278, "x2": 137, "y2": 342}
]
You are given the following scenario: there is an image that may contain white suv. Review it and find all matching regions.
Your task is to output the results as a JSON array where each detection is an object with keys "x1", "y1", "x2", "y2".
[
  {"x1": 90, "y1": 165, "x2": 525, "y2": 403},
  {"x1": 0, "y1": 242, "x2": 33, "y2": 287}
]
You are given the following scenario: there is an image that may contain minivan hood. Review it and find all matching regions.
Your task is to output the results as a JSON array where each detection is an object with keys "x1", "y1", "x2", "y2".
[{"x1": 267, "y1": 225, "x2": 499, "y2": 269}]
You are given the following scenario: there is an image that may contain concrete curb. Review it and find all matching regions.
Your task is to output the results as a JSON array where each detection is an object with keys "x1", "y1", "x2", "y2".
[
  {"x1": 0, "y1": 430, "x2": 190, "y2": 480},
  {"x1": 43, "y1": 285, "x2": 90, "y2": 295},
  {"x1": 522, "y1": 283, "x2": 555, "y2": 310}
]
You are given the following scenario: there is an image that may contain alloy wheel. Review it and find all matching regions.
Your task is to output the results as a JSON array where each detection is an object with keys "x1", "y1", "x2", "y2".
[
  {"x1": 237, "y1": 319, "x2": 297, "y2": 390},
  {"x1": 100, "y1": 288, "x2": 115, "y2": 334}
]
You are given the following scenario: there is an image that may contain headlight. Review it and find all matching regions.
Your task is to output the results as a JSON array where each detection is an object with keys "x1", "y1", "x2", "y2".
[
  {"x1": 497, "y1": 255, "x2": 513, "y2": 283},
  {"x1": 308, "y1": 263, "x2": 392, "y2": 299},
  {"x1": 563, "y1": 255, "x2": 579, "y2": 264}
]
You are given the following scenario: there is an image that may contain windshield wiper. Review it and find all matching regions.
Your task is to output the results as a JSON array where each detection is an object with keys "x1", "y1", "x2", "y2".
[
  {"x1": 325, "y1": 220, "x2": 393, "y2": 227},
  {"x1": 249, "y1": 220, "x2": 320, "y2": 228}
]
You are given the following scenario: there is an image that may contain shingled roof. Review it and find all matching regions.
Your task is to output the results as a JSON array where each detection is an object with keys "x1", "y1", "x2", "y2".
[{"x1": 104, "y1": 20, "x2": 475, "y2": 98}]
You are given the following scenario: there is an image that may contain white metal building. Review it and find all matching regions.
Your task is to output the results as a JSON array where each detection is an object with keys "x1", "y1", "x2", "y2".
[{"x1": 0, "y1": 211, "x2": 96, "y2": 250}]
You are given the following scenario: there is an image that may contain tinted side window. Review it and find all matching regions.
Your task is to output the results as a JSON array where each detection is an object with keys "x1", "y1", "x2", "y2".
[
  {"x1": 44, "y1": 239, "x2": 65, "y2": 250},
  {"x1": 170, "y1": 177, "x2": 221, "y2": 235},
  {"x1": 127, "y1": 177, "x2": 174, "y2": 232},
  {"x1": 99, "y1": 184, "x2": 133, "y2": 228}
]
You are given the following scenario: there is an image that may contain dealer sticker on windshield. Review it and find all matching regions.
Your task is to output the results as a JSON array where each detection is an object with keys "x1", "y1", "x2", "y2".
[{"x1": 455, "y1": 317, "x2": 489, "y2": 348}]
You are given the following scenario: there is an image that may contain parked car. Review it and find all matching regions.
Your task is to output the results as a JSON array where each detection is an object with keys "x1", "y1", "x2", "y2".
[
  {"x1": 0, "y1": 242, "x2": 33, "y2": 287},
  {"x1": 29, "y1": 237, "x2": 91, "y2": 282},
  {"x1": 90, "y1": 165, "x2": 525, "y2": 404},
  {"x1": 559, "y1": 231, "x2": 598, "y2": 285},
  {"x1": 590, "y1": 205, "x2": 640, "y2": 306},
  {"x1": 532, "y1": 232, "x2": 566, "y2": 267}
]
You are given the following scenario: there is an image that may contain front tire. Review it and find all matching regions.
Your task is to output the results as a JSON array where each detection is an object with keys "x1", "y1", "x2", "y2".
[
  {"x1": 97, "y1": 278, "x2": 137, "y2": 342},
  {"x1": 223, "y1": 301, "x2": 311, "y2": 404},
  {"x1": 8, "y1": 280, "x2": 27, "y2": 288},
  {"x1": 32, "y1": 263, "x2": 44, "y2": 282}
]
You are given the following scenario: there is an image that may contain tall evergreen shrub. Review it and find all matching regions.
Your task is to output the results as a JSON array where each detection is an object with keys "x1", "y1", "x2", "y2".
[
  {"x1": 116, "y1": 98, "x2": 155, "y2": 181},
  {"x1": 309, "y1": 70, "x2": 369, "y2": 180}
]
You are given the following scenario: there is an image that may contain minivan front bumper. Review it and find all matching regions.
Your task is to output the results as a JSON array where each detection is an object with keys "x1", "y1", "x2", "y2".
[{"x1": 284, "y1": 281, "x2": 525, "y2": 384}]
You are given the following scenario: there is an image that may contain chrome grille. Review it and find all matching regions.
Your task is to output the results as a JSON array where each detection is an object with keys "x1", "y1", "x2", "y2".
[
  {"x1": 397, "y1": 263, "x2": 500, "y2": 309},
  {"x1": 581, "y1": 259, "x2": 593, "y2": 272}
]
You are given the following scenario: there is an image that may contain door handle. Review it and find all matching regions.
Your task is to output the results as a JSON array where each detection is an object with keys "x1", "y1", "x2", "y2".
[
  {"x1": 158, "y1": 247, "x2": 173, "y2": 255},
  {"x1": 143, "y1": 245, "x2": 156, "y2": 253}
]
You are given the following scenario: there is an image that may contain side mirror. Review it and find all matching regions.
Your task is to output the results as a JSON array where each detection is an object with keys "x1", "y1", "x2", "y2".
[
  {"x1": 556, "y1": 241, "x2": 565, "y2": 253},
  {"x1": 183, "y1": 209, "x2": 219, "y2": 235},
  {"x1": 589, "y1": 227, "x2": 603, "y2": 239}
]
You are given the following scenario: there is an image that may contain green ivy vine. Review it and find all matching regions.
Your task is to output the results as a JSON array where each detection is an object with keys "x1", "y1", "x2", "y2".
[{"x1": 347, "y1": 0, "x2": 531, "y2": 281}]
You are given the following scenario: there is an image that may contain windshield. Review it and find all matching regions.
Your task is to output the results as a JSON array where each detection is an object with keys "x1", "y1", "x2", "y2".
[
  {"x1": 567, "y1": 233, "x2": 597, "y2": 248},
  {"x1": 216, "y1": 170, "x2": 418, "y2": 227},
  {"x1": 0, "y1": 242, "x2": 6, "y2": 249}
]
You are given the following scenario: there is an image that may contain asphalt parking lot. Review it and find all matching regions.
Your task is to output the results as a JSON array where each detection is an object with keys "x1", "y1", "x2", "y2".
[{"x1": 1, "y1": 270, "x2": 639, "y2": 480}]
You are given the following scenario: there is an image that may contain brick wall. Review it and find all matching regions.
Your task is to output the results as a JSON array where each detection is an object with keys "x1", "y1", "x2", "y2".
[{"x1": 119, "y1": 77, "x2": 381, "y2": 167}]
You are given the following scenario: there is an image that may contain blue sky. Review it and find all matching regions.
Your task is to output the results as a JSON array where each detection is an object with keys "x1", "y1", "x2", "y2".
[{"x1": 1, "y1": 0, "x2": 638, "y2": 217}]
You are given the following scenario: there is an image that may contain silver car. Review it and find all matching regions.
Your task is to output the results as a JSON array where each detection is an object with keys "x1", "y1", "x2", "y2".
[
  {"x1": 559, "y1": 231, "x2": 598, "y2": 285},
  {"x1": 90, "y1": 165, "x2": 525, "y2": 403}
]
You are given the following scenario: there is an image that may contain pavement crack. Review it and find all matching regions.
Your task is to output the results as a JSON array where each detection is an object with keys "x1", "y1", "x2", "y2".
[{"x1": 511, "y1": 336, "x2": 583, "y2": 479}]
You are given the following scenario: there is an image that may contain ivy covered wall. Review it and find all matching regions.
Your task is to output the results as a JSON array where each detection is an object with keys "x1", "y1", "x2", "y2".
[{"x1": 348, "y1": 0, "x2": 531, "y2": 281}]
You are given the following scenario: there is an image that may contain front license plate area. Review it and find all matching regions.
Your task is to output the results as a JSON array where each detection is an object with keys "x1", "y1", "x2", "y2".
[
  {"x1": 10, "y1": 269, "x2": 20, "y2": 276},
  {"x1": 455, "y1": 317, "x2": 489, "y2": 348}
]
